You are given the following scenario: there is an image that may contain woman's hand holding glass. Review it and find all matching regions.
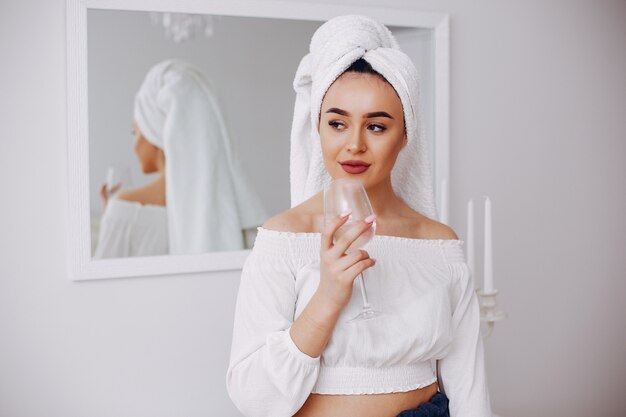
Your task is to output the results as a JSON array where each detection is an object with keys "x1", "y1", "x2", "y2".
[
  {"x1": 317, "y1": 211, "x2": 377, "y2": 313},
  {"x1": 289, "y1": 212, "x2": 376, "y2": 358}
]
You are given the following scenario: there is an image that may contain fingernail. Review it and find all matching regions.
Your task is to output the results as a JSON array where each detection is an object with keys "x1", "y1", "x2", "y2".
[
  {"x1": 339, "y1": 209, "x2": 352, "y2": 218},
  {"x1": 365, "y1": 214, "x2": 376, "y2": 224},
  {"x1": 372, "y1": 258, "x2": 377, "y2": 264}
]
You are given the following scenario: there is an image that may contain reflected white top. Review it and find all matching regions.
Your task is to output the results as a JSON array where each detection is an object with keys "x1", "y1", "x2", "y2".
[
  {"x1": 226, "y1": 227, "x2": 492, "y2": 417},
  {"x1": 93, "y1": 198, "x2": 168, "y2": 259}
]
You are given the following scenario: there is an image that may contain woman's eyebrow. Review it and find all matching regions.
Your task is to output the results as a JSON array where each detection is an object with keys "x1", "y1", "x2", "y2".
[
  {"x1": 326, "y1": 107, "x2": 350, "y2": 116},
  {"x1": 365, "y1": 111, "x2": 394, "y2": 119},
  {"x1": 325, "y1": 108, "x2": 394, "y2": 119}
]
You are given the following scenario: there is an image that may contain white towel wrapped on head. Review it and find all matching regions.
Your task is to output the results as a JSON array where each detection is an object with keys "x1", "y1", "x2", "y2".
[
  {"x1": 289, "y1": 15, "x2": 437, "y2": 221},
  {"x1": 134, "y1": 59, "x2": 267, "y2": 254}
]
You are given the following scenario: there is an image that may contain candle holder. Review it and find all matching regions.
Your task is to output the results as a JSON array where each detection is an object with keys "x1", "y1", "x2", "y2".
[{"x1": 476, "y1": 288, "x2": 507, "y2": 339}]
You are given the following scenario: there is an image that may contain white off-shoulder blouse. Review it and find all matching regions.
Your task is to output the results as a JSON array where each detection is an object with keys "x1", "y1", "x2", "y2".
[
  {"x1": 226, "y1": 227, "x2": 492, "y2": 417},
  {"x1": 93, "y1": 198, "x2": 168, "y2": 259}
]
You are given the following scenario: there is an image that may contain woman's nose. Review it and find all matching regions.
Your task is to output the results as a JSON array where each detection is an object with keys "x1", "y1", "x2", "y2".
[{"x1": 346, "y1": 129, "x2": 366, "y2": 153}]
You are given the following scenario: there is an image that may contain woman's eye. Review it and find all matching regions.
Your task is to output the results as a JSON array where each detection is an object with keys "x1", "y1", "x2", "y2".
[
  {"x1": 329, "y1": 121, "x2": 346, "y2": 130},
  {"x1": 368, "y1": 123, "x2": 386, "y2": 133}
]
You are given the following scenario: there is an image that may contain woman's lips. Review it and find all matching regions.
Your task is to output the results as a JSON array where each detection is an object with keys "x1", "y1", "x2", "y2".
[{"x1": 340, "y1": 161, "x2": 370, "y2": 174}]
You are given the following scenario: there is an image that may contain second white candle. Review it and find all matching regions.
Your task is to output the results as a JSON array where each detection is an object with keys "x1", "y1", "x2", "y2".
[{"x1": 484, "y1": 196, "x2": 494, "y2": 293}]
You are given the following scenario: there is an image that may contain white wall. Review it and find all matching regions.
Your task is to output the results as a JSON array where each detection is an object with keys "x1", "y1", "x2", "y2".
[{"x1": 1, "y1": 0, "x2": 625, "y2": 416}]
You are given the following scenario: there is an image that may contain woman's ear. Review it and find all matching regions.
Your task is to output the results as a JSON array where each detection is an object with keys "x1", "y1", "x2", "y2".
[{"x1": 402, "y1": 134, "x2": 408, "y2": 148}]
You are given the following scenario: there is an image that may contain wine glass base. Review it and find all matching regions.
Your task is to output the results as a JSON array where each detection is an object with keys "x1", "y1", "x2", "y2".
[{"x1": 348, "y1": 306, "x2": 386, "y2": 322}]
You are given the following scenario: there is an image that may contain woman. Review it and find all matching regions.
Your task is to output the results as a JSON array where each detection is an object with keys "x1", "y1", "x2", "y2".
[
  {"x1": 94, "y1": 119, "x2": 169, "y2": 258},
  {"x1": 94, "y1": 59, "x2": 267, "y2": 258},
  {"x1": 226, "y1": 15, "x2": 492, "y2": 417}
]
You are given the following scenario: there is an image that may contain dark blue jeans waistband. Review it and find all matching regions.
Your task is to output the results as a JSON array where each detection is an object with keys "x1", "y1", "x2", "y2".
[{"x1": 395, "y1": 391, "x2": 450, "y2": 417}]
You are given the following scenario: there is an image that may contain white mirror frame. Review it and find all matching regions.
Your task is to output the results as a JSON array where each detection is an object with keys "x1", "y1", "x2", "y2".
[{"x1": 66, "y1": 0, "x2": 450, "y2": 281}]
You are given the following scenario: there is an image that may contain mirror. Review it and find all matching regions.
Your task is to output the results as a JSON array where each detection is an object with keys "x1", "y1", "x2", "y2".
[
  {"x1": 67, "y1": 0, "x2": 450, "y2": 280},
  {"x1": 87, "y1": 12, "x2": 322, "y2": 258}
]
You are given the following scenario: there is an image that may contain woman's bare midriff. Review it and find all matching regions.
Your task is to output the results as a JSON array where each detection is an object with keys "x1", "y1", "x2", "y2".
[{"x1": 293, "y1": 380, "x2": 439, "y2": 417}]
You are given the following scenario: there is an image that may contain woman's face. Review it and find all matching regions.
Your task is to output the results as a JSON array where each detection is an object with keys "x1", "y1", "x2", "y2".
[
  {"x1": 132, "y1": 120, "x2": 163, "y2": 173},
  {"x1": 319, "y1": 72, "x2": 406, "y2": 190}
]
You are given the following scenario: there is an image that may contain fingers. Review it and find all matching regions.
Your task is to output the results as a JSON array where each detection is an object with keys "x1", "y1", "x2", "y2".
[
  {"x1": 320, "y1": 249, "x2": 375, "y2": 290},
  {"x1": 100, "y1": 182, "x2": 121, "y2": 200},
  {"x1": 321, "y1": 210, "x2": 352, "y2": 250},
  {"x1": 331, "y1": 216, "x2": 375, "y2": 256},
  {"x1": 342, "y1": 257, "x2": 376, "y2": 281},
  {"x1": 333, "y1": 249, "x2": 371, "y2": 272}
]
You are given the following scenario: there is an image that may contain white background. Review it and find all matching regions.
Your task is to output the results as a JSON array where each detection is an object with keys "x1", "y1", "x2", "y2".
[{"x1": 1, "y1": 0, "x2": 625, "y2": 416}]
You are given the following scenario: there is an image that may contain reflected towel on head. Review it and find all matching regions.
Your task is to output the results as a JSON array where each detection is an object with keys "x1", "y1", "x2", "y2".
[
  {"x1": 134, "y1": 59, "x2": 267, "y2": 254},
  {"x1": 290, "y1": 14, "x2": 437, "y2": 220}
]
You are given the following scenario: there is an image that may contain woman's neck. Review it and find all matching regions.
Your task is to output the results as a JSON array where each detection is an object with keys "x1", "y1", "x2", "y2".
[{"x1": 365, "y1": 177, "x2": 405, "y2": 217}]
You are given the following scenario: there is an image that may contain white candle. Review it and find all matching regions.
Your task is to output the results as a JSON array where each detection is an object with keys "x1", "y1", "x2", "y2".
[
  {"x1": 484, "y1": 196, "x2": 494, "y2": 293},
  {"x1": 467, "y1": 199, "x2": 475, "y2": 280},
  {"x1": 440, "y1": 178, "x2": 448, "y2": 225}
]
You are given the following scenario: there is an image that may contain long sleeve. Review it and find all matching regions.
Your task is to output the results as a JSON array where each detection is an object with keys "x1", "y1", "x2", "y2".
[
  {"x1": 438, "y1": 261, "x2": 493, "y2": 417},
  {"x1": 226, "y1": 234, "x2": 320, "y2": 417}
]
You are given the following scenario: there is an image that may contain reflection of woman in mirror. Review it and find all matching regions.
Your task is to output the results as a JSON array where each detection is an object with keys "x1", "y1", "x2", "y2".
[
  {"x1": 99, "y1": 121, "x2": 166, "y2": 209},
  {"x1": 94, "y1": 59, "x2": 266, "y2": 259},
  {"x1": 226, "y1": 16, "x2": 491, "y2": 417}
]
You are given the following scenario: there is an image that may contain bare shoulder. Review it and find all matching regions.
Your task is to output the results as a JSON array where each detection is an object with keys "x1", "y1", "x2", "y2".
[
  {"x1": 394, "y1": 202, "x2": 459, "y2": 240},
  {"x1": 262, "y1": 193, "x2": 322, "y2": 233},
  {"x1": 262, "y1": 208, "x2": 311, "y2": 232},
  {"x1": 419, "y1": 217, "x2": 459, "y2": 240}
]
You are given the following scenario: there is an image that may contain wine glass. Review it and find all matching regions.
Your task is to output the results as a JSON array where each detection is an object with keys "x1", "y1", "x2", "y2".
[
  {"x1": 324, "y1": 178, "x2": 384, "y2": 322},
  {"x1": 98, "y1": 165, "x2": 132, "y2": 213},
  {"x1": 104, "y1": 165, "x2": 131, "y2": 196}
]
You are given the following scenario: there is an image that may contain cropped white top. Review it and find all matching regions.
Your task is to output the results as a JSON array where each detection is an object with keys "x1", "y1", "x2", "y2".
[
  {"x1": 226, "y1": 227, "x2": 492, "y2": 417},
  {"x1": 93, "y1": 198, "x2": 168, "y2": 259}
]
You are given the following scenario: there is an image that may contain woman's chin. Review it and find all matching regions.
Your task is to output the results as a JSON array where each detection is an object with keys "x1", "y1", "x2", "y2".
[{"x1": 332, "y1": 172, "x2": 372, "y2": 186}]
